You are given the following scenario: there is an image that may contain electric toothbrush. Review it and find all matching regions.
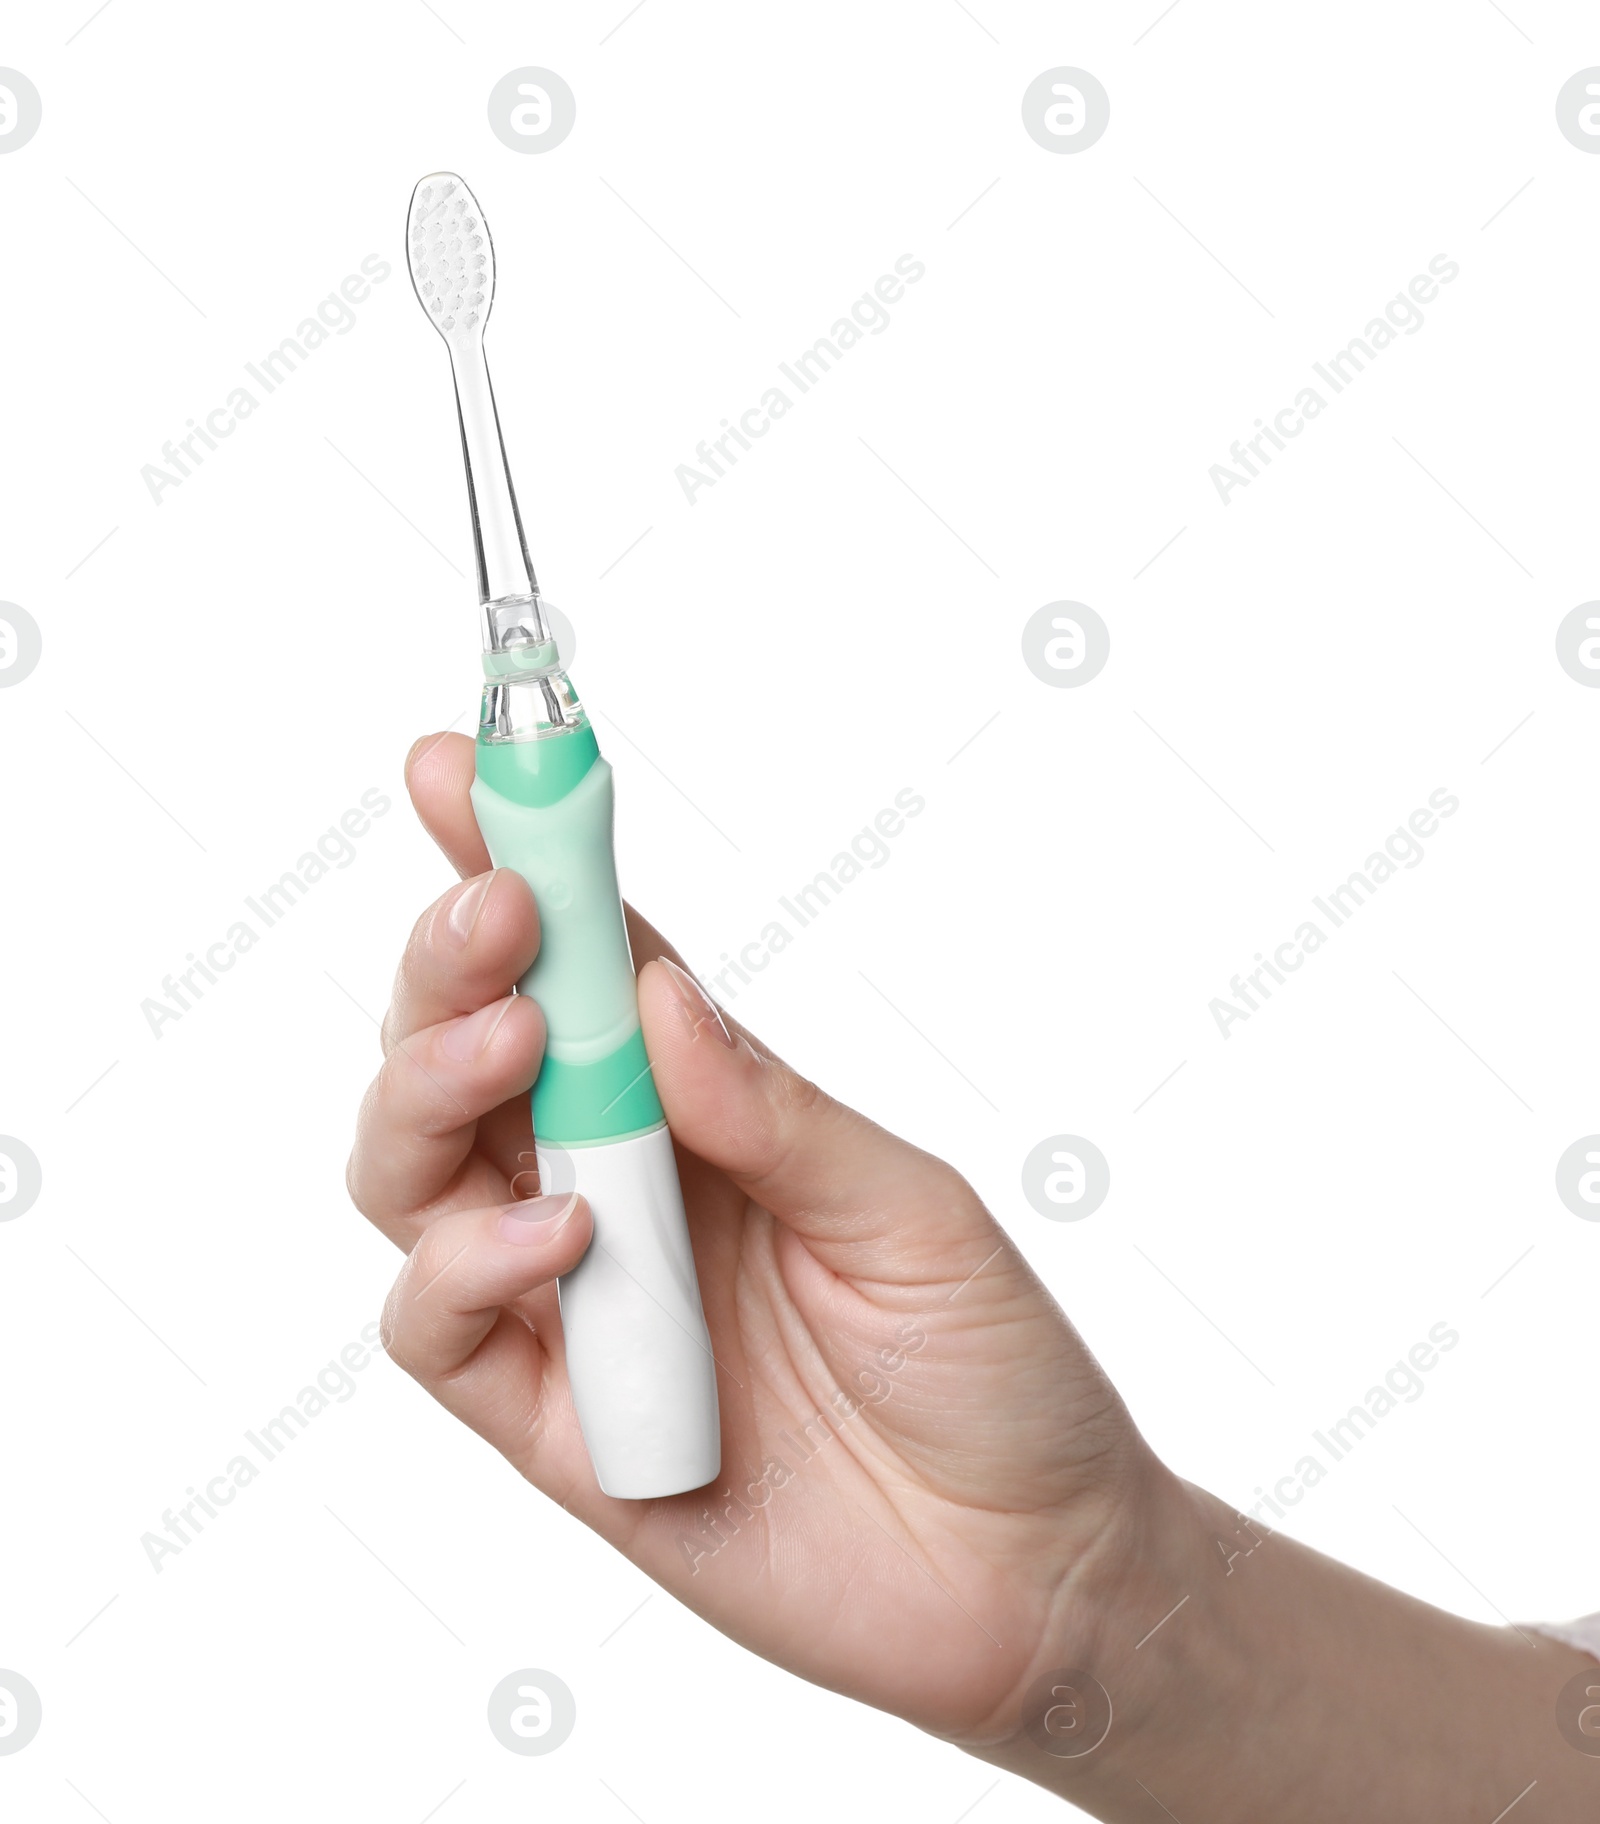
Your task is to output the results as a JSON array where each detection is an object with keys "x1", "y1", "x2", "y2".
[{"x1": 405, "y1": 172, "x2": 721, "y2": 1500}]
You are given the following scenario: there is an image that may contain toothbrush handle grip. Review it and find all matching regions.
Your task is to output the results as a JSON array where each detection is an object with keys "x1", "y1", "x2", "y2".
[
  {"x1": 470, "y1": 729, "x2": 721, "y2": 1499},
  {"x1": 537, "y1": 1128, "x2": 722, "y2": 1500}
]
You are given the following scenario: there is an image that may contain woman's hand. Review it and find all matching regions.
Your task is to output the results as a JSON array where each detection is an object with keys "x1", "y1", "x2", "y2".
[
  {"x1": 348, "y1": 733, "x2": 1598, "y2": 1820},
  {"x1": 346, "y1": 731, "x2": 1170, "y2": 1751}
]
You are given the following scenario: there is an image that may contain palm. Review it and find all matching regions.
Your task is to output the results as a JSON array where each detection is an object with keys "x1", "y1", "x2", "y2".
[{"x1": 481, "y1": 1126, "x2": 1140, "y2": 1742}]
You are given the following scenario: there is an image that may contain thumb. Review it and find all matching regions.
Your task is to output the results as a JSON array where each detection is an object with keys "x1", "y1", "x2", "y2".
[{"x1": 638, "y1": 957, "x2": 995, "y2": 1283}]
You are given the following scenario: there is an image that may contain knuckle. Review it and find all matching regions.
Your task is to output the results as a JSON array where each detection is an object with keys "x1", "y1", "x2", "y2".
[
  {"x1": 902, "y1": 1146, "x2": 985, "y2": 1226},
  {"x1": 407, "y1": 893, "x2": 444, "y2": 971},
  {"x1": 343, "y1": 1083, "x2": 385, "y2": 1215},
  {"x1": 774, "y1": 1062, "x2": 825, "y2": 1122},
  {"x1": 745, "y1": 1056, "x2": 827, "y2": 1181},
  {"x1": 921, "y1": 1153, "x2": 979, "y2": 1208},
  {"x1": 343, "y1": 1146, "x2": 366, "y2": 1213},
  {"x1": 373, "y1": 1046, "x2": 407, "y2": 1104},
  {"x1": 380, "y1": 902, "x2": 439, "y2": 1057},
  {"x1": 400, "y1": 1218, "x2": 444, "y2": 1288},
  {"x1": 376, "y1": 1043, "x2": 456, "y2": 1135},
  {"x1": 377, "y1": 1287, "x2": 416, "y2": 1378}
]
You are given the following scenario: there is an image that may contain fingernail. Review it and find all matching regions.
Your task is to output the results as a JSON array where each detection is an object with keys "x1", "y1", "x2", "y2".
[
  {"x1": 660, "y1": 957, "x2": 736, "y2": 1048},
  {"x1": 497, "y1": 1193, "x2": 579, "y2": 1244},
  {"x1": 406, "y1": 733, "x2": 435, "y2": 771},
  {"x1": 441, "y1": 994, "x2": 515, "y2": 1061},
  {"x1": 445, "y1": 872, "x2": 493, "y2": 946}
]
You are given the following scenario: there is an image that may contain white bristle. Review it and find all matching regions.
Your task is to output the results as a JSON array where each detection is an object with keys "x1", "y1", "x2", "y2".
[{"x1": 405, "y1": 171, "x2": 496, "y2": 352}]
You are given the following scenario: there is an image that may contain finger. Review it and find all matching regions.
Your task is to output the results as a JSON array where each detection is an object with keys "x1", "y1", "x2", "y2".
[
  {"x1": 382, "y1": 1193, "x2": 595, "y2": 1485},
  {"x1": 381, "y1": 867, "x2": 541, "y2": 1052},
  {"x1": 406, "y1": 731, "x2": 488, "y2": 878},
  {"x1": 406, "y1": 731, "x2": 697, "y2": 979},
  {"x1": 637, "y1": 957, "x2": 1000, "y2": 1284},
  {"x1": 624, "y1": 902, "x2": 689, "y2": 978},
  {"x1": 348, "y1": 994, "x2": 546, "y2": 1238}
]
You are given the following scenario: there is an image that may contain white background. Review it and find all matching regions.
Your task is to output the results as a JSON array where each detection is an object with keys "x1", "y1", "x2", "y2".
[{"x1": 2, "y1": 1, "x2": 1597, "y2": 1818}]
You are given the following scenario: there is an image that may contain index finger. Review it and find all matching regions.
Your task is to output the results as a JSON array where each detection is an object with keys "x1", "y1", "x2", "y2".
[{"x1": 406, "y1": 730, "x2": 490, "y2": 877}]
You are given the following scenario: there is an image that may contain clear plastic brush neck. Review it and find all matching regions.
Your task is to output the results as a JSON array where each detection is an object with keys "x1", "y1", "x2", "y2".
[
  {"x1": 482, "y1": 590, "x2": 548, "y2": 655},
  {"x1": 448, "y1": 339, "x2": 582, "y2": 742},
  {"x1": 452, "y1": 341, "x2": 540, "y2": 628},
  {"x1": 456, "y1": 363, "x2": 585, "y2": 744}
]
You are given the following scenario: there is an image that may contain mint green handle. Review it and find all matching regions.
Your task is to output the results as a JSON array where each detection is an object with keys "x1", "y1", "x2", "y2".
[{"x1": 471, "y1": 726, "x2": 665, "y2": 1145}]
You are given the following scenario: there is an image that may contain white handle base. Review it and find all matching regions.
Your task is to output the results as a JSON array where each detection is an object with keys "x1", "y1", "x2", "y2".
[{"x1": 538, "y1": 1127, "x2": 722, "y2": 1499}]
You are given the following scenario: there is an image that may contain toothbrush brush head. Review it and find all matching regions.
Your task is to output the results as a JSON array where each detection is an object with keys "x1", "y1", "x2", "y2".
[{"x1": 406, "y1": 172, "x2": 495, "y2": 354}]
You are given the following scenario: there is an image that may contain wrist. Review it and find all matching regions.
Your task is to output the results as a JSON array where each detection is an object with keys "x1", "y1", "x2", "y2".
[
  {"x1": 968, "y1": 1473, "x2": 1600, "y2": 1821},
  {"x1": 954, "y1": 1461, "x2": 1225, "y2": 1807}
]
